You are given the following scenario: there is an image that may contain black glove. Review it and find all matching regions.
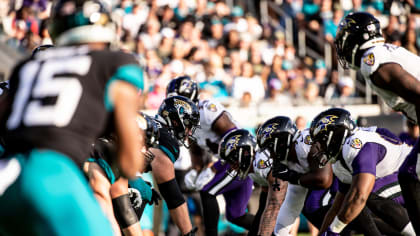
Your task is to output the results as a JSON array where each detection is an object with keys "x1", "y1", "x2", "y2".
[
  {"x1": 149, "y1": 188, "x2": 162, "y2": 205},
  {"x1": 272, "y1": 163, "x2": 302, "y2": 185}
]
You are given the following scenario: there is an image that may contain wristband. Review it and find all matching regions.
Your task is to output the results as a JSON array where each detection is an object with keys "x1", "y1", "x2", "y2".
[{"x1": 330, "y1": 216, "x2": 347, "y2": 233}]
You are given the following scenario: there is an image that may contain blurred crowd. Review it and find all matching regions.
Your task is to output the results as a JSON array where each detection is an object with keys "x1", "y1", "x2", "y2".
[{"x1": 1, "y1": 0, "x2": 420, "y2": 109}]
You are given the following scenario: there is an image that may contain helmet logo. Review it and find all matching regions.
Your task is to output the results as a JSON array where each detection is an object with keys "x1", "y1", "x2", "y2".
[
  {"x1": 350, "y1": 138, "x2": 363, "y2": 149},
  {"x1": 363, "y1": 53, "x2": 375, "y2": 66},
  {"x1": 174, "y1": 98, "x2": 192, "y2": 114},
  {"x1": 342, "y1": 18, "x2": 356, "y2": 30},
  {"x1": 261, "y1": 123, "x2": 278, "y2": 145},
  {"x1": 225, "y1": 134, "x2": 241, "y2": 157},
  {"x1": 314, "y1": 115, "x2": 338, "y2": 136},
  {"x1": 180, "y1": 80, "x2": 193, "y2": 93}
]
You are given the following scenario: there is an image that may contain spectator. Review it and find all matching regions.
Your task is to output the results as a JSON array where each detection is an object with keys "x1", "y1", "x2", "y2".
[
  {"x1": 232, "y1": 61, "x2": 265, "y2": 102},
  {"x1": 295, "y1": 116, "x2": 307, "y2": 130}
]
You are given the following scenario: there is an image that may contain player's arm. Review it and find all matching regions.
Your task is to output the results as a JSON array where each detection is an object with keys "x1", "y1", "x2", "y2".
[
  {"x1": 319, "y1": 191, "x2": 345, "y2": 233},
  {"x1": 299, "y1": 160, "x2": 333, "y2": 189},
  {"x1": 372, "y1": 63, "x2": 420, "y2": 119},
  {"x1": 83, "y1": 162, "x2": 121, "y2": 235},
  {"x1": 329, "y1": 173, "x2": 375, "y2": 232},
  {"x1": 258, "y1": 172, "x2": 287, "y2": 236},
  {"x1": 111, "y1": 81, "x2": 145, "y2": 179}
]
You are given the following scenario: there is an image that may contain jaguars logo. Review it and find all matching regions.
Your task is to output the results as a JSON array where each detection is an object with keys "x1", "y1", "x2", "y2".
[
  {"x1": 304, "y1": 135, "x2": 312, "y2": 145},
  {"x1": 350, "y1": 138, "x2": 363, "y2": 149},
  {"x1": 313, "y1": 115, "x2": 338, "y2": 136},
  {"x1": 225, "y1": 135, "x2": 241, "y2": 157},
  {"x1": 363, "y1": 53, "x2": 375, "y2": 66},
  {"x1": 174, "y1": 98, "x2": 192, "y2": 114},
  {"x1": 260, "y1": 123, "x2": 279, "y2": 145}
]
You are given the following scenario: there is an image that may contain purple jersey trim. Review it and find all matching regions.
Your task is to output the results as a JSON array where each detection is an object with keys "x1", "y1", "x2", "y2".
[{"x1": 352, "y1": 142, "x2": 386, "y2": 176}]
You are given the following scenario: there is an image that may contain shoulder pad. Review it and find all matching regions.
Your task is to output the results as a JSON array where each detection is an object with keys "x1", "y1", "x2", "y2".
[{"x1": 199, "y1": 99, "x2": 226, "y2": 128}]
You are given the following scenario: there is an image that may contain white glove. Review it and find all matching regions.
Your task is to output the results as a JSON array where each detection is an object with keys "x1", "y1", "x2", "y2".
[
  {"x1": 128, "y1": 187, "x2": 142, "y2": 208},
  {"x1": 184, "y1": 169, "x2": 198, "y2": 190},
  {"x1": 195, "y1": 167, "x2": 215, "y2": 190}
]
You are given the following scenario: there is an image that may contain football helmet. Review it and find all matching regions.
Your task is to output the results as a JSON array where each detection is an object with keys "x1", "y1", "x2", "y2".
[
  {"x1": 256, "y1": 116, "x2": 300, "y2": 163},
  {"x1": 335, "y1": 12, "x2": 384, "y2": 68},
  {"x1": 166, "y1": 76, "x2": 199, "y2": 104},
  {"x1": 310, "y1": 108, "x2": 356, "y2": 166},
  {"x1": 157, "y1": 96, "x2": 200, "y2": 147},
  {"x1": 137, "y1": 112, "x2": 160, "y2": 149},
  {"x1": 219, "y1": 129, "x2": 257, "y2": 180},
  {"x1": 49, "y1": 0, "x2": 116, "y2": 46}
]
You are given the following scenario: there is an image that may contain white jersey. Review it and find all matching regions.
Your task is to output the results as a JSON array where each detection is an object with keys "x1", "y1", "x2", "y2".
[
  {"x1": 360, "y1": 44, "x2": 420, "y2": 122},
  {"x1": 249, "y1": 150, "x2": 272, "y2": 187},
  {"x1": 333, "y1": 129, "x2": 412, "y2": 185},
  {"x1": 192, "y1": 99, "x2": 239, "y2": 153},
  {"x1": 285, "y1": 129, "x2": 312, "y2": 174}
]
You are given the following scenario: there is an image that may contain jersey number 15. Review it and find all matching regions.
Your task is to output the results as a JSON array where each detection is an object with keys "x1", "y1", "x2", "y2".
[{"x1": 7, "y1": 56, "x2": 91, "y2": 129}]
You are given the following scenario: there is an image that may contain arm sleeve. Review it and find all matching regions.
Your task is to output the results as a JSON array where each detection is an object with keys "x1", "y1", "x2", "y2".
[
  {"x1": 274, "y1": 184, "x2": 308, "y2": 235},
  {"x1": 351, "y1": 142, "x2": 386, "y2": 176}
]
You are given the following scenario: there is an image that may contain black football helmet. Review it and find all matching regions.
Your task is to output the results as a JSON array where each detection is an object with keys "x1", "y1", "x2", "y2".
[
  {"x1": 49, "y1": 0, "x2": 116, "y2": 46},
  {"x1": 137, "y1": 112, "x2": 160, "y2": 149},
  {"x1": 310, "y1": 108, "x2": 356, "y2": 166},
  {"x1": 335, "y1": 12, "x2": 384, "y2": 68},
  {"x1": 157, "y1": 96, "x2": 200, "y2": 147},
  {"x1": 219, "y1": 129, "x2": 257, "y2": 180},
  {"x1": 166, "y1": 76, "x2": 199, "y2": 104},
  {"x1": 257, "y1": 116, "x2": 299, "y2": 163}
]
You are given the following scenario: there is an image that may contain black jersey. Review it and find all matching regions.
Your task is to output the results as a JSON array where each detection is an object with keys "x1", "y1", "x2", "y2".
[
  {"x1": 1, "y1": 46, "x2": 144, "y2": 166},
  {"x1": 156, "y1": 120, "x2": 180, "y2": 163}
]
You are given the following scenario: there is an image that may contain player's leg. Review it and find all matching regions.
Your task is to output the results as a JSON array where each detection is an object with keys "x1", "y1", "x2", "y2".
[
  {"x1": 399, "y1": 139, "x2": 420, "y2": 234},
  {"x1": 248, "y1": 188, "x2": 268, "y2": 236},
  {"x1": 111, "y1": 177, "x2": 142, "y2": 236},
  {"x1": 0, "y1": 150, "x2": 114, "y2": 236},
  {"x1": 150, "y1": 148, "x2": 192, "y2": 234},
  {"x1": 222, "y1": 176, "x2": 254, "y2": 229}
]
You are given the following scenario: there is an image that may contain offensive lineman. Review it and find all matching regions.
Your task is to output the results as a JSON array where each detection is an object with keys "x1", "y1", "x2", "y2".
[
  {"x1": 334, "y1": 12, "x2": 420, "y2": 233},
  {"x1": 310, "y1": 108, "x2": 415, "y2": 235},
  {"x1": 0, "y1": 0, "x2": 145, "y2": 234},
  {"x1": 166, "y1": 76, "x2": 258, "y2": 235}
]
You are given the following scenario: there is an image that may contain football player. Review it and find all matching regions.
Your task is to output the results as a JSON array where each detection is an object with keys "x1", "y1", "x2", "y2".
[
  {"x1": 152, "y1": 95, "x2": 200, "y2": 235},
  {"x1": 0, "y1": 0, "x2": 145, "y2": 234},
  {"x1": 310, "y1": 108, "x2": 415, "y2": 235},
  {"x1": 334, "y1": 12, "x2": 420, "y2": 232},
  {"x1": 84, "y1": 113, "x2": 161, "y2": 235},
  {"x1": 258, "y1": 115, "x2": 412, "y2": 236},
  {"x1": 167, "y1": 76, "x2": 259, "y2": 235}
]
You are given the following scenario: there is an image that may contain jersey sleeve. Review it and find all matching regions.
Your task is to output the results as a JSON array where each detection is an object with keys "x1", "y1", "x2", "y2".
[
  {"x1": 351, "y1": 142, "x2": 386, "y2": 176},
  {"x1": 199, "y1": 99, "x2": 226, "y2": 130},
  {"x1": 360, "y1": 45, "x2": 392, "y2": 78},
  {"x1": 253, "y1": 151, "x2": 272, "y2": 180},
  {"x1": 157, "y1": 126, "x2": 180, "y2": 163},
  {"x1": 104, "y1": 52, "x2": 144, "y2": 111}
]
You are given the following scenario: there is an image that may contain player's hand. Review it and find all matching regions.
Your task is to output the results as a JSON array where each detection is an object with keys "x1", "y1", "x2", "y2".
[
  {"x1": 128, "y1": 187, "x2": 142, "y2": 208},
  {"x1": 195, "y1": 167, "x2": 215, "y2": 190},
  {"x1": 149, "y1": 188, "x2": 161, "y2": 205},
  {"x1": 272, "y1": 163, "x2": 302, "y2": 185},
  {"x1": 184, "y1": 169, "x2": 198, "y2": 190}
]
